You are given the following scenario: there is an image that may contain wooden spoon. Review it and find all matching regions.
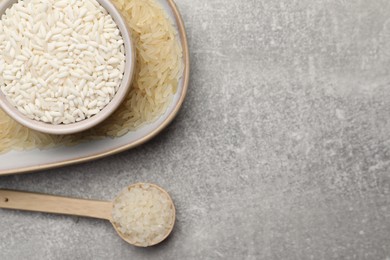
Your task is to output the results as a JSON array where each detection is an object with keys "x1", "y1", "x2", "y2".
[{"x1": 0, "y1": 183, "x2": 175, "y2": 247}]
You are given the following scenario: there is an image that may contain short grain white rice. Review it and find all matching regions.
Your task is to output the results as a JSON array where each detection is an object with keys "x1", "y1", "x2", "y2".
[{"x1": 0, "y1": 0, "x2": 125, "y2": 124}]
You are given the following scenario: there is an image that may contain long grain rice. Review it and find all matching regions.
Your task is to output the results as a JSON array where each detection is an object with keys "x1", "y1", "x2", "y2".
[{"x1": 112, "y1": 183, "x2": 175, "y2": 247}]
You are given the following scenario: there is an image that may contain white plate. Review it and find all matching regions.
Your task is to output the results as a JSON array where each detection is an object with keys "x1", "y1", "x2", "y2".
[{"x1": 0, "y1": 0, "x2": 189, "y2": 176}]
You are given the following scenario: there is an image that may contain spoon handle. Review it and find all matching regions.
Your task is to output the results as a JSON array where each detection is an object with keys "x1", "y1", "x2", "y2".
[{"x1": 0, "y1": 190, "x2": 112, "y2": 220}]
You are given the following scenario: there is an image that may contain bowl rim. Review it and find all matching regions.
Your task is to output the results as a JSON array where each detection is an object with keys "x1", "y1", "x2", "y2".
[{"x1": 0, "y1": 0, "x2": 136, "y2": 135}]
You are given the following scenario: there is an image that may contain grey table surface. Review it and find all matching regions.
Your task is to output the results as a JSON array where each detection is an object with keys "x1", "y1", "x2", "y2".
[{"x1": 1, "y1": 0, "x2": 390, "y2": 259}]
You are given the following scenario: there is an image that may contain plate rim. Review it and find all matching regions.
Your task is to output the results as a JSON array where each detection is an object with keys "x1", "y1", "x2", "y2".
[{"x1": 0, "y1": 0, "x2": 190, "y2": 176}]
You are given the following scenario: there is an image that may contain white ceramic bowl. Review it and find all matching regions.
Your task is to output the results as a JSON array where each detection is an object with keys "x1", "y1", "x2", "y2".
[
  {"x1": 0, "y1": 0, "x2": 135, "y2": 135},
  {"x1": 0, "y1": 0, "x2": 189, "y2": 176}
]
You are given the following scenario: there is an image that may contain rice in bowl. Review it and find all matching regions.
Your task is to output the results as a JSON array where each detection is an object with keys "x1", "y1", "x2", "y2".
[{"x1": 0, "y1": 0, "x2": 126, "y2": 125}]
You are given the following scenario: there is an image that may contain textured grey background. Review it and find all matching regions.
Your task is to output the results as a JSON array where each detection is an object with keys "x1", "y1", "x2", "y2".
[{"x1": 1, "y1": 0, "x2": 390, "y2": 259}]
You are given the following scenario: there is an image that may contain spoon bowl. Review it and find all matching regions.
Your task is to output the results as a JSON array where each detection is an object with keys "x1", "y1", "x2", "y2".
[{"x1": 111, "y1": 183, "x2": 176, "y2": 247}]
